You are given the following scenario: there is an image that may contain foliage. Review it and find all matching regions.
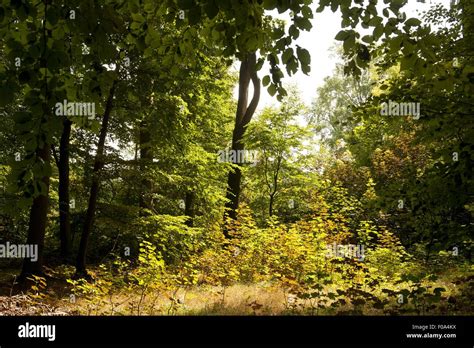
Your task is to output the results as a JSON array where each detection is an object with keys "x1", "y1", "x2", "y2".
[{"x1": 0, "y1": 0, "x2": 471, "y2": 316}]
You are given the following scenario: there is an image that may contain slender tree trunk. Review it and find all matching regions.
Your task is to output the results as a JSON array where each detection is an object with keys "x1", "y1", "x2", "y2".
[
  {"x1": 224, "y1": 52, "x2": 260, "y2": 234},
  {"x1": 58, "y1": 119, "x2": 72, "y2": 262},
  {"x1": 269, "y1": 193, "x2": 275, "y2": 217},
  {"x1": 75, "y1": 80, "x2": 117, "y2": 277},
  {"x1": 268, "y1": 156, "x2": 281, "y2": 217},
  {"x1": 460, "y1": 0, "x2": 473, "y2": 61},
  {"x1": 139, "y1": 120, "x2": 153, "y2": 210},
  {"x1": 184, "y1": 190, "x2": 195, "y2": 227},
  {"x1": 19, "y1": 144, "x2": 51, "y2": 280}
]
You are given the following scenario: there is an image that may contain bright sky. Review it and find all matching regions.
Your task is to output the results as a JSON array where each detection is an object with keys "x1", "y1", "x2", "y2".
[{"x1": 233, "y1": 0, "x2": 451, "y2": 110}]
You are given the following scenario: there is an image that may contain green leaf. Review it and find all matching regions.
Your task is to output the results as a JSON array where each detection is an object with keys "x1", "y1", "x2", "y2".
[
  {"x1": 282, "y1": 48, "x2": 293, "y2": 64},
  {"x1": 262, "y1": 75, "x2": 271, "y2": 87},
  {"x1": 296, "y1": 47, "x2": 310, "y2": 66},
  {"x1": 177, "y1": 0, "x2": 195, "y2": 10},
  {"x1": 268, "y1": 84, "x2": 277, "y2": 97},
  {"x1": 13, "y1": 111, "x2": 31, "y2": 124},
  {"x1": 294, "y1": 17, "x2": 312, "y2": 31},
  {"x1": 373, "y1": 25, "x2": 384, "y2": 40},
  {"x1": 405, "y1": 18, "x2": 421, "y2": 27},
  {"x1": 289, "y1": 25, "x2": 299, "y2": 39},
  {"x1": 204, "y1": 0, "x2": 219, "y2": 19},
  {"x1": 263, "y1": 0, "x2": 277, "y2": 10},
  {"x1": 335, "y1": 30, "x2": 349, "y2": 41},
  {"x1": 343, "y1": 34, "x2": 356, "y2": 52},
  {"x1": 362, "y1": 35, "x2": 373, "y2": 44},
  {"x1": 46, "y1": 7, "x2": 59, "y2": 26},
  {"x1": 368, "y1": 16, "x2": 382, "y2": 27},
  {"x1": 0, "y1": 84, "x2": 14, "y2": 106},
  {"x1": 301, "y1": 62, "x2": 310, "y2": 75},
  {"x1": 188, "y1": 6, "x2": 201, "y2": 25},
  {"x1": 301, "y1": 5, "x2": 313, "y2": 19}
]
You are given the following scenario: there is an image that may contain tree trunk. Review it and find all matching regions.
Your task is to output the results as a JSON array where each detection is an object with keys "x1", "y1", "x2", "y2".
[
  {"x1": 184, "y1": 190, "x2": 195, "y2": 227},
  {"x1": 460, "y1": 0, "x2": 473, "y2": 61},
  {"x1": 19, "y1": 144, "x2": 51, "y2": 280},
  {"x1": 19, "y1": 4, "x2": 51, "y2": 280},
  {"x1": 75, "y1": 80, "x2": 117, "y2": 277},
  {"x1": 58, "y1": 119, "x2": 72, "y2": 263},
  {"x1": 268, "y1": 156, "x2": 281, "y2": 217},
  {"x1": 223, "y1": 52, "x2": 260, "y2": 234},
  {"x1": 269, "y1": 193, "x2": 275, "y2": 217},
  {"x1": 139, "y1": 120, "x2": 153, "y2": 210}
]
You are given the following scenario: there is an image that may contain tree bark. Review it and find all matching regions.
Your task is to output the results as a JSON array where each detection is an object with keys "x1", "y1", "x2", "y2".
[
  {"x1": 58, "y1": 119, "x2": 72, "y2": 262},
  {"x1": 75, "y1": 80, "x2": 117, "y2": 277},
  {"x1": 269, "y1": 193, "x2": 275, "y2": 217},
  {"x1": 139, "y1": 120, "x2": 153, "y2": 210},
  {"x1": 460, "y1": 0, "x2": 473, "y2": 62},
  {"x1": 19, "y1": 2, "x2": 51, "y2": 280},
  {"x1": 268, "y1": 156, "x2": 282, "y2": 217},
  {"x1": 224, "y1": 52, "x2": 260, "y2": 234},
  {"x1": 19, "y1": 144, "x2": 51, "y2": 280},
  {"x1": 184, "y1": 190, "x2": 195, "y2": 227}
]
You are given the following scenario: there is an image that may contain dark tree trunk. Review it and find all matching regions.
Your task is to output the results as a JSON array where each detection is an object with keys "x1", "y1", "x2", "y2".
[
  {"x1": 75, "y1": 80, "x2": 117, "y2": 277},
  {"x1": 58, "y1": 119, "x2": 72, "y2": 263},
  {"x1": 268, "y1": 156, "x2": 281, "y2": 217},
  {"x1": 139, "y1": 121, "x2": 153, "y2": 210},
  {"x1": 460, "y1": 0, "x2": 473, "y2": 61},
  {"x1": 184, "y1": 190, "x2": 195, "y2": 227},
  {"x1": 19, "y1": 4, "x2": 51, "y2": 280},
  {"x1": 19, "y1": 144, "x2": 51, "y2": 280},
  {"x1": 224, "y1": 52, "x2": 260, "y2": 234},
  {"x1": 269, "y1": 193, "x2": 275, "y2": 217}
]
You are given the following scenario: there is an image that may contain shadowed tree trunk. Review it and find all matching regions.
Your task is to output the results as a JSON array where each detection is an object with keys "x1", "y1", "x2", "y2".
[
  {"x1": 19, "y1": 144, "x2": 51, "y2": 280},
  {"x1": 223, "y1": 52, "x2": 260, "y2": 235},
  {"x1": 184, "y1": 190, "x2": 195, "y2": 227},
  {"x1": 268, "y1": 156, "x2": 282, "y2": 217},
  {"x1": 460, "y1": 0, "x2": 473, "y2": 61},
  {"x1": 75, "y1": 79, "x2": 118, "y2": 277},
  {"x1": 19, "y1": 4, "x2": 51, "y2": 280},
  {"x1": 139, "y1": 120, "x2": 153, "y2": 210},
  {"x1": 58, "y1": 119, "x2": 72, "y2": 263}
]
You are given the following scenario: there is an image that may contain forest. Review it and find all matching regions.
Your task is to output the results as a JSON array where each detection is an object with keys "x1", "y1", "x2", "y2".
[{"x1": 0, "y1": 0, "x2": 472, "y2": 316}]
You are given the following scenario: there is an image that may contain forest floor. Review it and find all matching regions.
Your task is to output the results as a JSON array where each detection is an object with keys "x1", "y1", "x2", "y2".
[
  {"x1": 0, "y1": 266, "x2": 472, "y2": 316},
  {"x1": 0, "y1": 267, "x2": 305, "y2": 316}
]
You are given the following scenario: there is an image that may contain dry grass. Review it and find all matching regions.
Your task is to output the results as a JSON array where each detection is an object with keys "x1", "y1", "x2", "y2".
[
  {"x1": 0, "y1": 267, "x2": 471, "y2": 316},
  {"x1": 60, "y1": 283, "x2": 292, "y2": 316}
]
